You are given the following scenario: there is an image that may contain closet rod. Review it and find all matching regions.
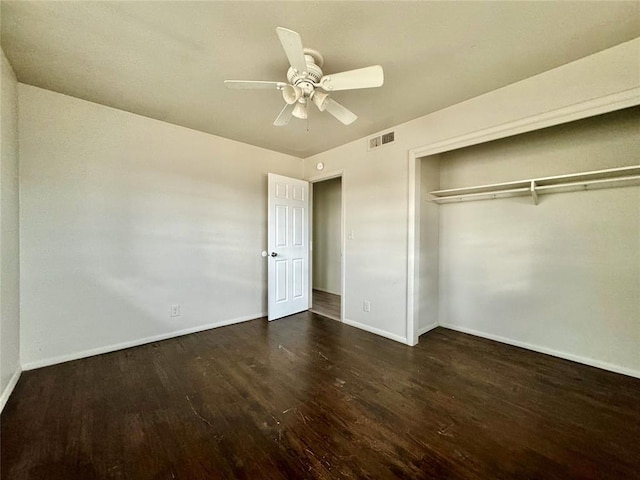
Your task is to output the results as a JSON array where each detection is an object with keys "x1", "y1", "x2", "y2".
[
  {"x1": 430, "y1": 172, "x2": 640, "y2": 204},
  {"x1": 430, "y1": 165, "x2": 640, "y2": 198},
  {"x1": 535, "y1": 175, "x2": 640, "y2": 192}
]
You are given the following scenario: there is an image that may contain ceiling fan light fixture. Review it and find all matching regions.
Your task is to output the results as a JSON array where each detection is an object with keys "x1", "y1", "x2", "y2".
[
  {"x1": 312, "y1": 91, "x2": 329, "y2": 111},
  {"x1": 282, "y1": 84, "x2": 302, "y2": 105},
  {"x1": 292, "y1": 101, "x2": 308, "y2": 119}
]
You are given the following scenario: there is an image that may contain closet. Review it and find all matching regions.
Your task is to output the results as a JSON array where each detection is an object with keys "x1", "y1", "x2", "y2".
[{"x1": 418, "y1": 106, "x2": 640, "y2": 374}]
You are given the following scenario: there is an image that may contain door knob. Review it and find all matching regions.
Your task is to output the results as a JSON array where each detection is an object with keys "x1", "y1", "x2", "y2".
[{"x1": 270, "y1": 252, "x2": 278, "y2": 257}]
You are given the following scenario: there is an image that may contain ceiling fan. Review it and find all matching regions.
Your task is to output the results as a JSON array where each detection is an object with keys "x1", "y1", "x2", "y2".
[{"x1": 224, "y1": 27, "x2": 384, "y2": 126}]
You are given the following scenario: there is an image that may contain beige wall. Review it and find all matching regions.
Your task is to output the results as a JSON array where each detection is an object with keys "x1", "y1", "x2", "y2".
[
  {"x1": 312, "y1": 177, "x2": 341, "y2": 295},
  {"x1": 303, "y1": 39, "x2": 639, "y2": 345},
  {"x1": 436, "y1": 108, "x2": 640, "y2": 376},
  {"x1": 19, "y1": 85, "x2": 303, "y2": 368},
  {"x1": 0, "y1": 48, "x2": 21, "y2": 409}
]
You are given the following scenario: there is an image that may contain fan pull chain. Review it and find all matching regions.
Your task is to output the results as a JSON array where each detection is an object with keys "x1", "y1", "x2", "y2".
[{"x1": 305, "y1": 100, "x2": 310, "y2": 132}]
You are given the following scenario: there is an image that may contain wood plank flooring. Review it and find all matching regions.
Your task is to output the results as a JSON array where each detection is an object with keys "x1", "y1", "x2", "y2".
[
  {"x1": 2, "y1": 313, "x2": 639, "y2": 479},
  {"x1": 310, "y1": 289, "x2": 341, "y2": 321}
]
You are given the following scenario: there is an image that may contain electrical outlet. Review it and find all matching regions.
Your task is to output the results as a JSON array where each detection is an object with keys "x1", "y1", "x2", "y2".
[
  {"x1": 171, "y1": 304, "x2": 181, "y2": 317},
  {"x1": 363, "y1": 301, "x2": 371, "y2": 312}
]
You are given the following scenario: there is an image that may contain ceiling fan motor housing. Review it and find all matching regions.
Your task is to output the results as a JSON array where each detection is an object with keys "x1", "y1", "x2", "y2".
[
  {"x1": 283, "y1": 52, "x2": 324, "y2": 117},
  {"x1": 286, "y1": 54, "x2": 323, "y2": 99}
]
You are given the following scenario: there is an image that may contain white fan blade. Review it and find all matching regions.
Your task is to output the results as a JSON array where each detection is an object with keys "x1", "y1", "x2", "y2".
[
  {"x1": 320, "y1": 65, "x2": 384, "y2": 92},
  {"x1": 225, "y1": 80, "x2": 286, "y2": 90},
  {"x1": 273, "y1": 103, "x2": 295, "y2": 126},
  {"x1": 324, "y1": 98, "x2": 358, "y2": 125},
  {"x1": 276, "y1": 27, "x2": 308, "y2": 75}
]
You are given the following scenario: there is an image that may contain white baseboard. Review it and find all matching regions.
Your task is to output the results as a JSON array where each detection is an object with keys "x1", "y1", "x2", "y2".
[
  {"x1": 0, "y1": 367, "x2": 22, "y2": 413},
  {"x1": 343, "y1": 318, "x2": 407, "y2": 344},
  {"x1": 418, "y1": 322, "x2": 439, "y2": 336},
  {"x1": 312, "y1": 287, "x2": 341, "y2": 296},
  {"x1": 440, "y1": 323, "x2": 640, "y2": 379},
  {"x1": 22, "y1": 313, "x2": 266, "y2": 371}
]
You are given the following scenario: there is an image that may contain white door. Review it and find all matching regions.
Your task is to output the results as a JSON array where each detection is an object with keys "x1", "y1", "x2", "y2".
[{"x1": 268, "y1": 173, "x2": 310, "y2": 321}]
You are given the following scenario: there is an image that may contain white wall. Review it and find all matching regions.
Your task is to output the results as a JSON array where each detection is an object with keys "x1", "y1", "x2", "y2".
[
  {"x1": 19, "y1": 85, "x2": 302, "y2": 368},
  {"x1": 0, "y1": 48, "x2": 21, "y2": 410},
  {"x1": 437, "y1": 108, "x2": 640, "y2": 376},
  {"x1": 307, "y1": 143, "x2": 410, "y2": 342},
  {"x1": 303, "y1": 39, "x2": 639, "y2": 344},
  {"x1": 418, "y1": 157, "x2": 439, "y2": 334},
  {"x1": 312, "y1": 177, "x2": 341, "y2": 295}
]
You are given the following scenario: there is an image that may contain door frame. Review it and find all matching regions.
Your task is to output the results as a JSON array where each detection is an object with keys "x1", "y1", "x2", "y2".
[{"x1": 308, "y1": 170, "x2": 345, "y2": 322}]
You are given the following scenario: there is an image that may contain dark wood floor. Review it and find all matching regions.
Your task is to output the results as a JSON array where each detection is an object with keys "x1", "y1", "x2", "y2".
[
  {"x1": 310, "y1": 289, "x2": 341, "y2": 321},
  {"x1": 2, "y1": 313, "x2": 639, "y2": 480}
]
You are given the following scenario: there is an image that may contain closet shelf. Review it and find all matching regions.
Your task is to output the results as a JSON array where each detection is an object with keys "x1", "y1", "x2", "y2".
[{"x1": 428, "y1": 165, "x2": 640, "y2": 205}]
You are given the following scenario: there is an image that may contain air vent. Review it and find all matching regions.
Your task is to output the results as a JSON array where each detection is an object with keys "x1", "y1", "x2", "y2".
[
  {"x1": 368, "y1": 131, "x2": 395, "y2": 151},
  {"x1": 382, "y1": 131, "x2": 395, "y2": 144}
]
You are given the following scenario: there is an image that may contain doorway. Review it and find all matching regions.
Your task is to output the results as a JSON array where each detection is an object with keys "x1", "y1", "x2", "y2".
[{"x1": 310, "y1": 176, "x2": 343, "y2": 321}]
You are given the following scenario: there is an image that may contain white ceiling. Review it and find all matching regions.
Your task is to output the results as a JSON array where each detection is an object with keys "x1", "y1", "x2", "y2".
[{"x1": 2, "y1": 1, "x2": 638, "y2": 158}]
